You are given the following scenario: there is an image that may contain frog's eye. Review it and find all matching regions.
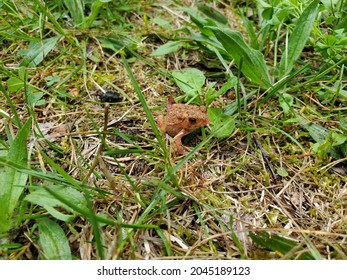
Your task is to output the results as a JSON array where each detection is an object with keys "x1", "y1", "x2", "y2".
[{"x1": 189, "y1": 118, "x2": 197, "y2": 124}]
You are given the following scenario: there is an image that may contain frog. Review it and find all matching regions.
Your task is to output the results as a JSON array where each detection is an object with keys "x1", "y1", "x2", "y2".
[{"x1": 157, "y1": 97, "x2": 210, "y2": 155}]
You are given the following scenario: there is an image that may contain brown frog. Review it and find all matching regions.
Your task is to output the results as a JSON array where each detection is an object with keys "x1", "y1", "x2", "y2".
[{"x1": 157, "y1": 97, "x2": 210, "y2": 155}]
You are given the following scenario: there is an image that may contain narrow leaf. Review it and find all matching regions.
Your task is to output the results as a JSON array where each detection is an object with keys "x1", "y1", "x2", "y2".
[
  {"x1": 208, "y1": 26, "x2": 272, "y2": 89},
  {"x1": 151, "y1": 41, "x2": 183, "y2": 56},
  {"x1": 121, "y1": 55, "x2": 167, "y2": 155},
  {"x1": 25, "y1": 185, "x2": 88, "y2": 222},
  {"x1": 19, "y1": 36, "x2": 61, "y2": 67},
  {"x1": 197, "y1": 3, "x2": 229, "y2": 25},
  {"x1": 37, "y1": 218, "x2": 72, "y2": 260},
  {"x1": 171, "y1": 68, "x2": 206, "y2": 99},
  {"x1": 0, "y1": 118, "x2": 31, "y2": 234},
  {"x1": 208, "y1": 107, "x2": 236, "y2": 138},
  {"x1": 239, "y1": 11, "x2": 259, "y2": 49},
  {"x1": 7, "y1": 77, "x2": 24, "y2": 93},
  {"x1": 249, "y1": 231, "x2": 316, "y2": 260},
  {"x1": 85, "y1": 0, "x2": 112, "y2": 29},
  {"x1": 97, "y1": 36, "x2": 126, "y2": 53},
  {"x1": 63, "y1": 0, "x2": 85, "y2": 28},
  {"x1": 278, "y1": 0, "x2": 319, "y2": 76}
]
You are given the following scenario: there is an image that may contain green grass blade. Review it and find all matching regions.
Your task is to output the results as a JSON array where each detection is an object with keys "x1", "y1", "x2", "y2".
[
  {"x1": 0, "y1": 80, "x2": 22, "y2": 127},
  {"x1": 239, "y1": 9, "x2": 259, "y2": 49},
  {"x1": 24, "y1": 185, "x2": 89, "y2": 222},
  {"x1": 31, "y1": 0, "x2": 75, "y2": 44},
  {"x1": 19, "y1": 36, "x2": 62, "y2": 67},
  {"x1": 229, "y1": 216, "x2": 245, "y2": 259},
  {"x1": 121, "y1": 55, "x2": 167, "y2": 156},
  {"x1": 156, "y1": 228, "x2": 173, "y2": 256},
  {"x1": 151, "y1": 41, "x2": 184, "y2": 56},
  {"x1": 115, "y1": 189, "x2": 165, "y2": 255},
  {"x1": 256, "y1": 64, "x2": 310, "y2": 107},
  {"x1": 208, "y1": 26, "x2": 272, "y2": 89},
  {"x1": 39, "y1": 151, "x2": 81, "y2": 188},
  {"x1": 40, "y1": 184, "x2": 156, "y2": 229},
  {"x1": 301, "y1": 234, "x2": 324, "y2": 260},
  {"x1": 0, "y1": 118, "x2": 31, "y2": 234},
  {"x1": 85, "y1": 0, "x2": 112, "y2": 29},
  {"x1": 249, "y1": 231, "x2": 317, "y2": 260},
  {"x1": 37, "y1": 218, "x2": 72, "y2": 259},
  {"x1": 257, "y1": 119, "x2": 305, "y2": 152},
  {"x1": 63, "y1": 0, "x2": 85, "y2": 28},
  {"x1": 35, "y1": 150, "x2": 105, "y2": 258},
  {"x1": 0, "y1": 158, "x2": 84, "y2": 189},
  {"x1": 278, "y1": 0, "x2": 319, "y2": 76},
  {"x1": 197, "y1": 3, "x2": 229, "y2": 26}
]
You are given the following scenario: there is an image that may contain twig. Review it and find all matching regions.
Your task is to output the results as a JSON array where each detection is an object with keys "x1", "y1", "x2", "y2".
[
  {"x1": 82, "y1": 104, "x2": 109, "y2": 185},
  {"x1": 253, "y1": 135, "x2": 278, "y2": 182}
]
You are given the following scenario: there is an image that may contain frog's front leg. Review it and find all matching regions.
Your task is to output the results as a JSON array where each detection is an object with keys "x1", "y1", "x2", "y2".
[{"x1": 173, "y1": 129, "x2": 187, "y2": 155}]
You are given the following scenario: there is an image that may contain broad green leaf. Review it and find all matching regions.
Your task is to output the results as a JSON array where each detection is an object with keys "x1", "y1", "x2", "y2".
[
  {"x1": 190, "y1": 32, "x2": 229, "y2": 57},
  {"x1": 37, "y1": 218, "x2": 72, "y2": 260},
  {"x1": 321, "y1": 0, "x2": 339, "y2": 13},
  {"x1": 336, "y1": 13, "x2": 347, "y2": 31},
  {"x1": 300, "y1": 119, "x2": 347, "y2": 159},
  {"x1": 172, "y1": 68, "x2": 206, "y2": 103},
  {"x1": 25, "y1": 185, "x2": 88, "y2": 222},
  {"x1": 18, "y1": 36, "x2": 61, "y2": 67},
  {"x1": 208, "y1": 27, "x2": 272, "y2": 89},
  {"x1": 278, "y1": 0, "x2": 319, "y2": 76},
  {"x1": 305, "y1": 123, "x2": 330, "y2": 144},
  {"x1": 331, "y1": 133, "x2": 347, "y2": 146},
  {"x1": 0, "y1": 118, "x2": 31, "y2": 234},
  {"x1": 340, "y1": 118, "x2": 347, "y2": 131},
  {"x1": 28, "y1": 92, "x2": 44, "y2": 107},
  {"x1": 277, "y1": 167, "x2": 288, "y2": 177},
  {"x1": 18, "y1": 66, "x2": 27, "y2": 81},
  {"x1": 7, "y1": 77, "x2": 24, "y2": 93},
  {"x1": 208, "y1": 107, "x2": 236, "y2": 138},
  {"x1": 151, "y1": 41, "x2": 183, "y2": 56},
  {"x1": 121, "y1": 55, "x2": 167, "y2": 157},
  {"x1": 45, "y1": 76, "x2": 60, "y2": 86}
]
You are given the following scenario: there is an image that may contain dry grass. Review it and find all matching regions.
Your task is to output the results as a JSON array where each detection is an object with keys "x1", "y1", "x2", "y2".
[{"x1": 1, "y1": 0, "x2": 346, "y2": 260}]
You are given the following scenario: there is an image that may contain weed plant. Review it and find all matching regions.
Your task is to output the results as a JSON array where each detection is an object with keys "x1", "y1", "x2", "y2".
[{"x1": 0, "y1": 0, "x2": 346, "y2": 259}]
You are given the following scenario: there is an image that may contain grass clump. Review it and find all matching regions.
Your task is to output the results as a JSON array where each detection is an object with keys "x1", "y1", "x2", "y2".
[{"x1": 0, "y1": 0, "x2": 346, "y2": 260}]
